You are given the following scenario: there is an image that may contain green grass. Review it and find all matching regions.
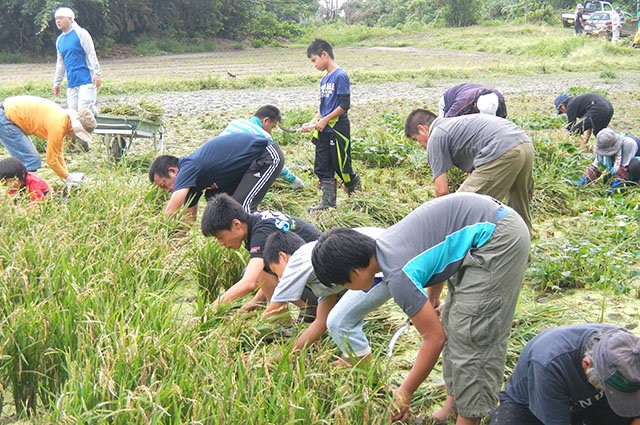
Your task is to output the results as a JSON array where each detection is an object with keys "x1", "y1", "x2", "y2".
[{"x1": 0, "y1": 23, "x2": 639, "y2": 424}]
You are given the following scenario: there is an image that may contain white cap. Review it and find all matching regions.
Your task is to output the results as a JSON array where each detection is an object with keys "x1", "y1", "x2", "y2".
[{"x1": 54, "y1": 7, "x2": 75, "y2": 20}]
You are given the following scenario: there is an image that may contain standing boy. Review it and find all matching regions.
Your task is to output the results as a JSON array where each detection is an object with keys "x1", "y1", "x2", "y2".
[
  {"x1": 0, "y1": 96, "x2": 95, "y2": 183},
  {"x1": 490, "y1": 324, "x2": 640, "y2": 425},
  {"x1": 301, "y1": 39, "x2": 361, "y2": 211},
  {"x1": 311, "y1": 193, "x2": 531, "y2": 424},
  {"x1": 554, "y1": 93, "x2": 614, "y2": 152},
  {"x1": 201, "y1": 194, "x2": 319, "y2": 312},
  {"x1": 262, "y1": 227, "x2": 389, "y2": 359},
  {"x1": 148, "y1": 132, "x2": 284, "y2": 222},
  {"x1": 220, "y1": 105, "x2": 304, "y2": 189},
  {"x1": 404, "y1": 109, "x2": 534, "y2": 234},
  {"x1": 52, "y1": 7, "x2": 101, "y2": 115}
]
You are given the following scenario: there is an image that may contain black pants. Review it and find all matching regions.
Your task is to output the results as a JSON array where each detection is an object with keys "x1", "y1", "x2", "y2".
[
  {"x1": 206, "y1": 143, "x2": 284, "y2": 213},
  {"x1": 489, "y1": 400, "x2": 635, "y2": 425},
  {"x1": 313, "y1": 127, "x2": 356, "y2": 183}
]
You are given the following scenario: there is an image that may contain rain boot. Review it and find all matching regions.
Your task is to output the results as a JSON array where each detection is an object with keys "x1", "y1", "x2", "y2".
[
  {"x1": 308, "y1": 179, "x2": 336, "y2": 211},
  {"x1": 344, "y1": 174, "x2": 362, "y2": 196}
]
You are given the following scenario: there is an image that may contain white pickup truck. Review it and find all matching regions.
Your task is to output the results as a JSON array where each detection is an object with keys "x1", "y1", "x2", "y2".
[{"x1": 561, "y1": 1, "x2": 614, "y2": 27}]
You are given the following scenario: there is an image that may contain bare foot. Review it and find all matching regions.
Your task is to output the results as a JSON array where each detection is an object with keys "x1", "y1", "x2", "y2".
[{"x1": 430, "y1": 395, "x2": 457, "y2": 424}]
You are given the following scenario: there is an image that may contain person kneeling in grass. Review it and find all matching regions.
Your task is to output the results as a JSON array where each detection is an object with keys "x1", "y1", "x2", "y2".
[
  {"x1": 201, "y1": 194, "x2": 319, "y2": 313},
  {"x1": 262, "y1": 227, "x2": 389, "y2": 359},
  {"x1": 577, "y1": 128, "x2": 640, "y2": 189},
  {"x1": 220, "y1": 105, "x2": 304, "y2": 190},
  {"x1": 0, "y1": 157, "x2": 50, "y2": 202},
  {"x1": 311, "y1": 193, "x2": 531, "y2": 424},
  {"x1": 490, "y1": 324, "x2": 640, "y2": 425}
]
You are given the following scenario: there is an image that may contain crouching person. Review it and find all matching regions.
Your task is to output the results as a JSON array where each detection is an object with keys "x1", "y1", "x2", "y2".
[
  {"x1": 490, "y1": 324, "x2": 640, "y2": 425},
  {"x1": 311, "y1": 193, "x2": 531, "y2": 424},
  {"x1": 262, "y1": 227, "x2": 389, "y2": 358},
  {"x1": 201, "y1": 194, "x2": 319, "y2": 312},
  {"x1": 578, "y1": 128, "x2": 640, "y2": 189}
]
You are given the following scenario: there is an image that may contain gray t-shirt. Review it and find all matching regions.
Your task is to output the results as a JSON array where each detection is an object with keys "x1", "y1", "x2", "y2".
[
  {"x1": 427, "y1": 114, "x2": 531, "y2": 180},
  {"x1": 376, "y1": 193, "x2": 510, "y2": 317},
  {"x1": 271, "y1": 227, "x2": 386, "y2": 303}
]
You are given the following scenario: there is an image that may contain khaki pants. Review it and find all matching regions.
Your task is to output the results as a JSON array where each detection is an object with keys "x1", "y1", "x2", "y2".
[
  {"x1": 458, "y1": 143, "x2": 534, "y2": 234},
  {"x1": 441, "y1": 211, "x2": 530, "y2": 418}
]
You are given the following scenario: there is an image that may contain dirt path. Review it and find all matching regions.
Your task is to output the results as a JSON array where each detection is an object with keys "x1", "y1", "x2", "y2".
[{"x1": 101, "y1": 71, "x2": 640, "y2": 118}]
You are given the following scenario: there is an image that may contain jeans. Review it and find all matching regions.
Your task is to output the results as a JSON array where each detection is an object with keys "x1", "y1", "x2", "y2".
[
  {"x1": 67, "y1": 83, "x2": 97, "y2": 115},
  {"x1": 326, "y1": 279, "x2": 391, "y2": 357},
  {"x1": 0, "y1": 109, "x2": 41, "y2": 172}
]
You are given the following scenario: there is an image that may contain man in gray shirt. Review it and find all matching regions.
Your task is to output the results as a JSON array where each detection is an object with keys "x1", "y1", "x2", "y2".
[{"x1": 404, "y1": 109, "x2": 534, "y2": 233}]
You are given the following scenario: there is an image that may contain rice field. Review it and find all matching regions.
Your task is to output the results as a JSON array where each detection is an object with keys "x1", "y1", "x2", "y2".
[{"x1": 0, "y1": 23, "x2": 638, "y2": 424}]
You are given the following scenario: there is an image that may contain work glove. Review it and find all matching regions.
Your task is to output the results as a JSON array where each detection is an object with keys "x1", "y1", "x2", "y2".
[
  {"x1": 575, "y1": 176, "x2": 590, "y2": 187},
  {"x1": 610, "y1": 179, "x2": 623, "y2": 190},
  {"x1": 66, "y1": 172, "x2": 87, "y2": 185},
  {"x1": 66, "y1": 172, "x2": 87, "y2": 193}
]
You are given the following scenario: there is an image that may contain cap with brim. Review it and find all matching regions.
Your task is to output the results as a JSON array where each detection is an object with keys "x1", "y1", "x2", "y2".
[
  {"x1": 554, "y1": 93, "x2": 570, "y2": 115},
  {"x1": 70, "y1": 109, "x2": 97, "y2": 144},
  {"x1": 54, "y1": 7, "x2": 75, "y2": 19},
  {"x1": 595, "y1": 129, "x2": 622, "y2": 156},
  {"x1": 593, "y1": 329, "x2": 640, "y2": 417}
]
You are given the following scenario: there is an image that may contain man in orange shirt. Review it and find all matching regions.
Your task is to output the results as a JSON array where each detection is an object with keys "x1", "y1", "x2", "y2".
[{"x1": 0, "y1": 96, "x2": 96, "y2": 184}]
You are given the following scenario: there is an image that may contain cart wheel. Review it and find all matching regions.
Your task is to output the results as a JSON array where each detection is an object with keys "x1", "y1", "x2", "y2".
[{"x1": 110, "y1": 136, "x2": 127, "y2": 162}]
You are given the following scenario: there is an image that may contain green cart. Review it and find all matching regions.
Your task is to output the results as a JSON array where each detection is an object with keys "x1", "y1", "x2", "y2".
[{"x1": 94, "y1": 114, "x2": 164, "y2": 161}]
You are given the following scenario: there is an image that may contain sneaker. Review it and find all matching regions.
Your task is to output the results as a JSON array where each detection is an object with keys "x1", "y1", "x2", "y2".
[{"x1": 290, "y1": 176, "x2": 305, "y2": 190}]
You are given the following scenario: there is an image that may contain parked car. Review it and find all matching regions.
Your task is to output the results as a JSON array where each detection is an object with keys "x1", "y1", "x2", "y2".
[
  {"x1": 584, "y1": 10, "x2": 638, "y2": 39},
  {"x1": 561, "y1": 1, "x2": 614, "y2": 28}
]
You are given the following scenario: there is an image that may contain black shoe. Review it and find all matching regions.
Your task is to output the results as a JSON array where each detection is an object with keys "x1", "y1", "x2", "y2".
[{"x1": 344, "y1": 174, "x2": 361, "y2": 196}]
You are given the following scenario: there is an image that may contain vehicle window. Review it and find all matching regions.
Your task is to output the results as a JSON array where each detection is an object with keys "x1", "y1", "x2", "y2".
[
  {"x1": 590, "y1": 12, "x2": 608, "y2": 19},
  {"x1": 584, "y1": 2, "x2": 598, "y2": 13}
]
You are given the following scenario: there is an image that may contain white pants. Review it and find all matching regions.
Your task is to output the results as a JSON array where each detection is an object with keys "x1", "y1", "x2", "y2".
[
  {"x1": 612, "y1": 28, "x2": 621, "y2": 44},
  {"x1": 67, "y1": 83, "x2": 97, "y2": 115}
]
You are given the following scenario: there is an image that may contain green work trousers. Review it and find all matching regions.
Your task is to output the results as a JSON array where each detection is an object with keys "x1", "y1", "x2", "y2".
[
  {"x1": 440, "y1": 210, "x2": 530, "y2": 419},
  {"x1": 458, "y1": 142, "x2": 534, "y2": 234}
]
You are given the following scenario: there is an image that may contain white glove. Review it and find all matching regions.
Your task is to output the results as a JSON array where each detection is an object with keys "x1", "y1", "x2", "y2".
[{"x1": 66, "y1": 172, "x2": 87, "y2": 185}]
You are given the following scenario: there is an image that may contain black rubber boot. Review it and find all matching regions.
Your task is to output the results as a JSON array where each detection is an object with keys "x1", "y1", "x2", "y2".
[
  {"x1": 344, "y1": 174, "x2": 362, "y2": 196},
  {"x1": 308, "y1": 179, "x2": 337, "y2": 211}
]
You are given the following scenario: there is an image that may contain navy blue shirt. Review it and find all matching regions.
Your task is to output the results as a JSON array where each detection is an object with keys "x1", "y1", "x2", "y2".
[
  {"x1": 319, "y1": 67, "x2": 350, "y2": 133},
  {"x1": 500, "y1": 324, "x2": 619, "y2": 425},
  {"x1": 173, "y1": 133, "x2": 271, "y2": 207}
]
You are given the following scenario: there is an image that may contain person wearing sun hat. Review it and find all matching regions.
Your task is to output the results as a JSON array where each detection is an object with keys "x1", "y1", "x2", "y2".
[
  {"x1": 0, "y1": 95, "x2": 95, "y2": 184},
  {"x1": 578, "y1": 128, "x2": 640, "y2": 188},
  {"x1": 554, "y1": 92, "x2": 614, "y2": 152},
  {"x1": 490, "y1": 324, "x2": 640, "y2": 425}
]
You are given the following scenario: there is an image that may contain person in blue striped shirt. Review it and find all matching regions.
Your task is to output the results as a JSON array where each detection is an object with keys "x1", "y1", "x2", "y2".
[{"x1": 221, "y1": 105, "x2": 304, "y2": 189}]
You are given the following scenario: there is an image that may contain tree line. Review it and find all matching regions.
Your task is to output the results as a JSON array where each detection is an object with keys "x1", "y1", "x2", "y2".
[
  {"x1": 2, "y1": 0, "x2": 639, "y2": 56},
  {"x1": 0, "y1": 0, "x2": 317, "y2": 54}
]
